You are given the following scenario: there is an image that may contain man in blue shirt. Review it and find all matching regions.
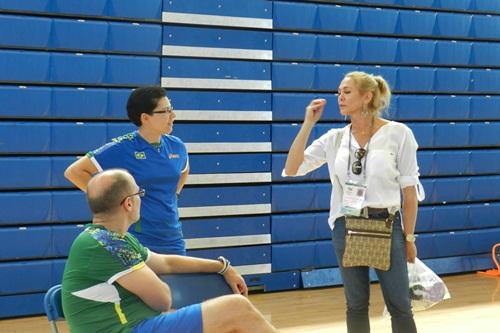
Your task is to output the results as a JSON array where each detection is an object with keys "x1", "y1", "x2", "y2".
[{"x1": 65, "y1": 86, "x2": 188, "y2": 254}]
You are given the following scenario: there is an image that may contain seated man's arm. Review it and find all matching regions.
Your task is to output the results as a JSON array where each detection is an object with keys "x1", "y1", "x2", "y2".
[
  {"x1": 116, "y1": 264, "x2": 172, "y2": 312},
  {"x1": 147, "y1": 253, "x2": 248, "y2": 296}
]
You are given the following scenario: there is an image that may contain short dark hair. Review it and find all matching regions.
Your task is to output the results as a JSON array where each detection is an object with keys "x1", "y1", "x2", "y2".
[
  {"x1": 126, "y1": 86, "x2": 167, "y2": 126},
  {"x1": 87, "y1": 172, "x2": 132, "y2": 214}
]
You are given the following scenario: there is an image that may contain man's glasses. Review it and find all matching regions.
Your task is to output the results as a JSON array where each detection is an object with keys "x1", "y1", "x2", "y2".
[
  {"x1": 351, "y1": 148, "x2": 367, "y2": 175},
  {"x1": 120, "y1": 188, "x2": 146, "y2": 205},
  {"x1": 152, "y1": 106, "x2": 174, "y2": 115}
]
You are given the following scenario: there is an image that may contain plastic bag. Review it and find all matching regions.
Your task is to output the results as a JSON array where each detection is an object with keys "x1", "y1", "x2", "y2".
[{"x1": 383, "y1": 258, "x2": 451, "y2": 317}]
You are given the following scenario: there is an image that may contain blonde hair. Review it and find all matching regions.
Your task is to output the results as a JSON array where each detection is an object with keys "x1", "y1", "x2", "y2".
[{"x1": 344, "y1": 71, "x2": 391, "y2": 117}]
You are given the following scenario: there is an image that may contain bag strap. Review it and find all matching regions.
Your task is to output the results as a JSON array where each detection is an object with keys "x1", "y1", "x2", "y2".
[
  {"x1": 334, "y1": 128, "x2": 344, "y2": 155},
  {"x1": 333, "y1": 129, "x2": 345, "y2": 204}
]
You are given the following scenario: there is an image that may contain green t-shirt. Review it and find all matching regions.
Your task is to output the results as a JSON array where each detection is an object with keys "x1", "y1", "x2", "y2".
[{"x1": 62, "y1": 224, "x2": 160, "y2": 333}]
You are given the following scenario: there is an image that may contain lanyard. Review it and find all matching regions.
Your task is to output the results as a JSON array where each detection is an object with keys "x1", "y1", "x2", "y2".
[{"x1": 347, "y1": 124, "x2": 372, "y2": 182}]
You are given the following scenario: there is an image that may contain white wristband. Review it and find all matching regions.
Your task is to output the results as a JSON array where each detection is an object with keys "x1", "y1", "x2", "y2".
[{"x1": 217, "y1": 256, "x2": 231, "y2": 275}]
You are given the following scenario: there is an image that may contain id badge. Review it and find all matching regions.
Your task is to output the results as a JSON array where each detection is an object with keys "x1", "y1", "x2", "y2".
[{"x1": 341, "y1": 181, "x2": 367, "y2": 216}]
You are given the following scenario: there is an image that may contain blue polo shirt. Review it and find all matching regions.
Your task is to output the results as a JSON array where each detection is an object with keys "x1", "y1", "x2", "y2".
[{"x1": 87, "y1": 131, "x2": 188, "y2": 255}]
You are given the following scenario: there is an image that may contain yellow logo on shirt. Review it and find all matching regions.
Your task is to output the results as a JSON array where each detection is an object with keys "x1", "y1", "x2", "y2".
[
  {"x1": 134, "y1": 152, "x2": 146, "y2": 160},
  {"x1": 169, "y1": 153, "x2": 179, "y2": 159}
]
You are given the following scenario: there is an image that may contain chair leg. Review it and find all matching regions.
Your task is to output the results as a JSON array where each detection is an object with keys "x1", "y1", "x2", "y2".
[{"x1": 49, "y1": 321, "x2": 59, "y2": 333}]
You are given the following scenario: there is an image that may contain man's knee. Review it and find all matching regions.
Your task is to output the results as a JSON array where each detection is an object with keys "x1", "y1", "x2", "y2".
[{"x1": 220, "y1": 294, "x2": 253, "y2": 313}]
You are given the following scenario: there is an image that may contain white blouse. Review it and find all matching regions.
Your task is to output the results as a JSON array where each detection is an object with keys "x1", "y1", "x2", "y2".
[{"x1": 283, "y1": 121, "x2": 425, "y2": 229}]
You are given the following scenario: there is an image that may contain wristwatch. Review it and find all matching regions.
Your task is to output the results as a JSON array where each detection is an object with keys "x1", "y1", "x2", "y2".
[{"x1": 405, "y1": 233, "x2": 416, "y2": 243}]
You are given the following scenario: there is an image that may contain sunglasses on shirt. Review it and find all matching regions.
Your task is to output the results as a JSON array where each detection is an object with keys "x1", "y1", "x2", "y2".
[{"x1": 351, "y1": 148, "x2": 367, "y2": 175}]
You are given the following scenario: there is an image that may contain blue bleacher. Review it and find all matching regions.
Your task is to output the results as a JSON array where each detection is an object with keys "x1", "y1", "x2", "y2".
[
  {"x1": 435, "y1": 68, "x2": 471, "y2": 92},
  {"x1": 317, "y1": 5, "x2": 360, "y2": 32},
  {"x1": 0, "y1": 14, "x2": 51, "y2": 48},
  {"x1": 51, "y1": 123, "x2": 107, "y2": 153},
  {"x1": 183, "y1": 216, "x2": 270, "y2": 239},
  {"x1": 437, "y1": 0, "x2": 472, "y2": 10},
  {"x1": 165, "y1": 26, "x2": 271, "y2": 52},
  {"x1": 165, "y1": 0, "x2": 271, "y2": 19},
  {"x1": 470, "y1": 122, "x2": 500, "y2": 146},
  {"x1": 51, "y1": 53, "x2": 106, "y2": 83},
  {"x1": 0, "y1": 86, "x2": 52, "y2": 118},
  {"x1": 0, "y1": 86, "x2": 134, "y2": 119},
  {"x1": 50, "y1": 0, "x2": 108, "y2": 17},
  {"x1": 168, "y1": 91, "x2": 271, "y2": 112},
  {"x1": 432, "y1": 151, "x2": 469, "y2": 175},
  {"x1": 0, "y1": 260, "x2": 64, "y2": 295},
  {"x1": 469, "y1": 203, "x2": 500, "y2": 228},
  {"x1": 398, "y1": 10, "x2": 437, "y2": 36},
  {"x1": 273, "y1": 32, "x2": 316, "y2": 60},
  {"x1": 272, "y1": 63, "x2": 316, "y2": 90},
  {"x1": 317, "y1": 35, "x2": 358, "y2": 62},
  {"x1": 0, "y1": 0, "x2": 50, "y2": 13},
  {"x1": 272, "y1": 241, "x2": 337, "y2": 271},
  {"x1": 0, "y1": 15, "x2": 161, "y2": 53},
  {"x1": 400, "y1": 0, "x2": 435, "y2": 7},
  {"x1": 52, "y1": 19, "x2": 107, "y2": 51},
  {"x1": 244, "y1": 271, "x2": 300, "y2": 292},
  {"x1": 470, "y1": 69, "x2": 500, "y2": 93},
  {"x1": 108, "y1": 0, "x2": 162, "y2": 19},
  {"x1": 174, "y1": 124, "x2": 270, "y2": 143},
  {"x1": 189, "y1": 154, "x2": 270, "y2": 174},
  {"x1": 358, "y1": 7, "x2": 398, "y2": 34},
  {"x1": 272, "y1": 212, "x2": 330, "y2": 243},
  {"x1": 0, "y1": 158, "x2": 51, "y2": 189},
  {"x1": 469, "y1": 96, "x2": 500, "y2": 119},
  {"x1": 435, "y1": 12, "x2": 472, "y2": 37},
  {"x1": 394, "y1": 95, "x2": 435, "y2": 120},
  {"x1": 273, "y1": 1, "x2": 317, "y2": 30},
  {"x1": 0, "y1": 51, "x2": 50, "y2": 82},
  {"x1": 471, "y1": 42, "x2": 500, "y2": 66},
  {"x1": 52, "y1": 88, "x2": 108, "y2": 118},
  {"x1": 358, "y1": 37, "x2": 398, "y2": 63},
  {"x1": 163, "y1": 57, "x2": 270, "y2": 81},
  {"x1": 474, "y1": 0, "x2": 500, "y2": 12},
  {"x1": 471, "y1": 13, "x2": 500, "y2": 39},
  {"x1": 272, "y1": 92, "x2": 341, "y2": 121},
  {"x1": 397, "y1": 38, "x2": 436, "y2": 64},
  {"x1": 107, "y1": 22, "x2": 161, "y2": 53},
  {"x1": 469, "y1": 150, "x2": 500, "y2": 174},
  {"x1": 468, "y1": 176, "x2": 500, "y2": 201},
  {"x1": 0, "y1": 294, "x2": 45, "y2": 318},
  {"x1": 434, "y1": 95, "x2": 470, "y2": 119},
  {"x1": 272, "y1": 183, "x2": 331, "y2": 213},
  {"x1": 0, "y1": 0, "x2": 161, "y2": 19},
  {"x1": 180, "y1": 185, "x2": 270, "y2": 208},
  {"x1": 434, "y1": 40, "x2": 472, "y2": 65},
  {"x1": 106, "y1": 55, "x2": 160, "y2": 84},
  {"x1": 0, "y1": 225, "x2": 83, "y2": 260},
  {"x1": 0, "y1": 51, "x2": 160, "y2": 85},
  {"x1": 397, "y1": 67, "x2": 435, "y2": 92},
  {"x1": 187, "y1": 245, "x2": 271, "y2": 268}
]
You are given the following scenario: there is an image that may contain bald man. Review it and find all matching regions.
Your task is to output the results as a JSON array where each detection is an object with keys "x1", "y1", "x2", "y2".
[{"x1": 61, "y1": 169, "x2": 277, "y2": 333}]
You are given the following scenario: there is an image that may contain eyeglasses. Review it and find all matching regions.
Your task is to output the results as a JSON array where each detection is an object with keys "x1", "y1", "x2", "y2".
[
  {"x1": 120, "y1": 188, "x2": 146, "y2": 205},
  {"x1": 351, "y1": 148, "x2": 367, "y2": 175},
  {"x1": 152, "y1": 106, "x2": 174, "y2": 115}
]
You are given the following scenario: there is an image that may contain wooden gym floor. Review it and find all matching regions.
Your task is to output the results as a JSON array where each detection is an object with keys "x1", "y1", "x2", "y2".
[{"x1": 0, "y1": 273, "x2": 498, "y2": 333}]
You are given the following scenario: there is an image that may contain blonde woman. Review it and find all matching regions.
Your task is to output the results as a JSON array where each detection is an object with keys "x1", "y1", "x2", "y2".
[{"x1": 284, "y1": 71, "x2": 424, "y2": 333}]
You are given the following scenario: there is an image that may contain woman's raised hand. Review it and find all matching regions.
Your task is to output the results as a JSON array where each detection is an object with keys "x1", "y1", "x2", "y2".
[{"x1": 304, "y1": 99, "x2": 326, "y2": 125}]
